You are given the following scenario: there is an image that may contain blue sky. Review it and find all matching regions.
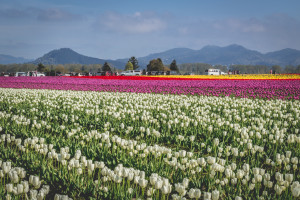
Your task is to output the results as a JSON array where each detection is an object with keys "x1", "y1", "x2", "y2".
[{"x1": 1, "y1": 0, "x2": 300, "y2": 60}]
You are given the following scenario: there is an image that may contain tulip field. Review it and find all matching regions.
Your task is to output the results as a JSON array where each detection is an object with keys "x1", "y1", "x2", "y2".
[{"x1": 0, "y1": 74, "x2": 300, "y2": 199}]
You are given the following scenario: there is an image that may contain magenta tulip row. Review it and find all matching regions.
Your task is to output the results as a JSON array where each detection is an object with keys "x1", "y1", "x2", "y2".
[{"x1": 0, "y1": 77, "x2": 299, "y2": 100}]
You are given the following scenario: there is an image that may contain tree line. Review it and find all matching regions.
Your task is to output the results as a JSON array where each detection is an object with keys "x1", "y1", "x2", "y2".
[
  {"x1": 0, "y1": 63, "x2": 116, "y2": 76},
  {"x1": 178, "y1": 64, "x2": 300, "y2": 74},
  {"x1": 1, "y1": 59, "x2": 300, "y2": 75}
]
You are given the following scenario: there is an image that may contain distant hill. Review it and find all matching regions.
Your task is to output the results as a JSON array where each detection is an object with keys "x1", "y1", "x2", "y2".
[
  {"x1": 265, "y1": 48, "x2": 300, "y2": 66},
  {"x1": 31, "y1": 48, "x2": 126, "y2": 68},
  {"x1": 0, "y1": 54, "x2": 32, "y2": 64},
  {"x1": 2, "y1": 45, "x2": 300, "y2": 68},
  {"x1": 135, "y1": 44, "x2": 300, "y2": 67}
]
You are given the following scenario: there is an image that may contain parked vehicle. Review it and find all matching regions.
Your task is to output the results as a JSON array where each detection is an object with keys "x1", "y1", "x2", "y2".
[
  {"x1": 184, "y1": 72, "x2": 195, "y2": 75},
  {"x1": 167, "y1": 71, "x2": 181, "y2": 75},
  {"x1": 15, "y1": 72, "x2": 27, "y2": 77},
  {"x1": 36, "y1": 72, "x2": 45, "y2": 77},
  {"x1": 95, "y1": 71, "x2": 114, "y2": 76},
  {"x1": 1, "y1": 72, "x2": 10, "y2": 77},
  {"x1": 205, "y1": 69, "x2": 226, "y2": 75},
  {"x1": 75, "y1": 73, "x2": 83, "y2": 76},
  {"x1": 27, "y1": 71, "x2": 45, "y2": 77},
  {"x1": 120, "y1": 70, "x2": 141, "y2": 76}
]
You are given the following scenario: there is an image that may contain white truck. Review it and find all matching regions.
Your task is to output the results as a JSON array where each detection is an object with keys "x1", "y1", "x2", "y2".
[
  {"x1": 120, "y1": 70, "x2": 142, "y2": 76},
  {"x1": 28, "y1": 71, "x2": 45, "y2": 77}
]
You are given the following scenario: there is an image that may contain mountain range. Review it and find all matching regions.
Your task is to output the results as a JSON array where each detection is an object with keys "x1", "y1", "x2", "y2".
[
  {"x1": 31, "y1": 48, "x2": 125, "y2": 67},
  {"x1": 0, "y1": 54, "x2": 32, "y2": 64},
  {"x1": 1, "y1": 44, "x2": 300, "y2": 68},
  {"x1": 130, "y1": 45, "x2": 300, "y2": 67}
]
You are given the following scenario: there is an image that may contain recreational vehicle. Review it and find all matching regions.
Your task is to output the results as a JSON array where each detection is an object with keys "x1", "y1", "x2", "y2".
[{"x1": 205, "y1": 69, "x2": 226, "y2": 75}]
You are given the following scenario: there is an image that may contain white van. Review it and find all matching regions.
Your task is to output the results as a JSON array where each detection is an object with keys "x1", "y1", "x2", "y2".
[
  {"x1": 15, "y1": 72, "x2": 27, "y2": 77},
  {"x1": 120, "y1": 70, "x2": 141, "y2": 76},
  {"x1": 205, "y1": 69, "x2": 226, "y2": 75}
]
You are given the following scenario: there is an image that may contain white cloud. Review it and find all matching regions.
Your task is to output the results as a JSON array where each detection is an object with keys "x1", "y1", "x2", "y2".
[
  {"x1": 211, "y1": 18, "x2": 265, "y2": 33},
  {"x1": 0, "y1": 6, "x2": 81, "y2": 22},
  {"x1": 96, "y1": 12, "x2": 166, "y2": 34}
]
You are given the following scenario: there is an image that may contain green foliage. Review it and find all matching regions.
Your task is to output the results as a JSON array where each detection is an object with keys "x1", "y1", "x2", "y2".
[
  {"x1": 37, "y1": 63, "x2": 46, "y2": 72},
  {"x1": 170, "y1": 59, "x2": 179, "y2": 72},
  {"x1": 296, "y1": 65, "x2": 300, "y2": 73},
  {"x1": 147, "y1": 58, "x2": 164, "y2": 71},
  {"x1": 0, "y1": 63, "x2": 36, "y2": 73},
  {"x1": 284, "y1": 65, "x2": 296, "y2": 74},
  {"x1": 271, "y1": 65, "x2": 282, "y2": 74},
  {"x1": 129, "y1": 57, "x2": 139, "y2": 70},
  {"x1": 179, "y1": 63, "x2": 214, "y2": 74},
  {"x1": 65, "y1": 64, "x2": 102, "y2": 73},
  {"x1": 125, "y1": 61, "x2": 133, "y2": 70},
  {"x1": 163, "y1": 66, "x2": 171, "y2": 71},
  {"x1": 0, "y1": 62, "x2": 299, "y2": 75},
  {"x1": 54, "y1": 65, "x2": 66, "y2": 74},
  {"x1": 229, "y1": 65, "x2": 270, "y2": 74},
  {"x1": 102, "y1": 62, "x2": 111, "y2": 72}
]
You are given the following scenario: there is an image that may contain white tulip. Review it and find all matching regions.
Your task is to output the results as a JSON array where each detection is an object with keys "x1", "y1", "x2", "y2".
[
  {"x1": 212, "y1": 190, "x2": 219, "y2": 200},
  {"x1": 253, "y1": 168, "x2": 260, "y2": 175},
  {"x1": 17, "y1": 184, "x2": 23, "y2": 194},
  {"x1": 175, "y1": 183, "x2": 186, "y2": 196},
  {"x1": 291, "y1": 182, "x2": 300, "y2": 197},
  {"x1": 182, "y1": 178, "x2": 189, "y2": 188},
  {"x1": 155, "y1": 179, "x2": 163, "y2": 190},
  {"x1": 204, "y1": 192, "x2": 211, "y2": 200},
  {"x1": 134, "y1": 176, "x2": 140, "y2": 184},
  {"x1": 32, "y1": 176, "x2": 41, "y2": 188},
  {"x1": 179, "y1": 150, "x2": 186, "y2": 158},
  {"x1": 6, "y1": 184, "x2": 13, "y2": 193},
  {"x1": 161, "y1": 185, "x2": 171, "y2": 194},
  {"x1": 138, "y1": 178, "x2": 148, "y2": 188},
  {"x1": 285, "y1": 174, "x2": 293, "y2": 182},
  {"x1": 207, "y1": 156, "x2": 216, "y2": 164},
  {"x1": 30, "y1": 190, "x2": 38, "y2": 199},
  {"x1": 236, "y1": 170, "x2": 244, "y2": 179},
  {"x1": 188, "y1": 188, "x2": 195, "y2": 198},
  {"x1": 147, "y1": 188, "x2": 156, "y2": 196},
  {"x1": 128, "y1": 172, "x2": 134, "y2": 181},
  {"x1": 150, "y1": 175, "x2": 158, "y2": 185}
]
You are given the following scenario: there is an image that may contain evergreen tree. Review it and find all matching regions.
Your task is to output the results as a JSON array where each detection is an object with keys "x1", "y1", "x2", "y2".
[
  {"x1": 129, "y1": 56, "x2": 139, "y2": 70},
  {"x1": 102, "y1": 62, "x2": 111, "y2": 72},
  {"x1": 37, "y1": 63, "x2": 46, "y2": 72},
  {"x1": 170, "y1": 59, "x2": 179, "y2": 72}
]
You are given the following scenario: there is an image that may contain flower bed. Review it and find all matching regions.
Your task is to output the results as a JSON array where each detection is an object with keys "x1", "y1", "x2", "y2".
[
  {"x1": 71, "y1": 74, "x2": 300, "y2": 80},
  {"x1": 0, "y1": 88, "x2": 299, "y2": 199},
  {"x1": 0, "y1": 76, "x2": 299, "y2": 100}
]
